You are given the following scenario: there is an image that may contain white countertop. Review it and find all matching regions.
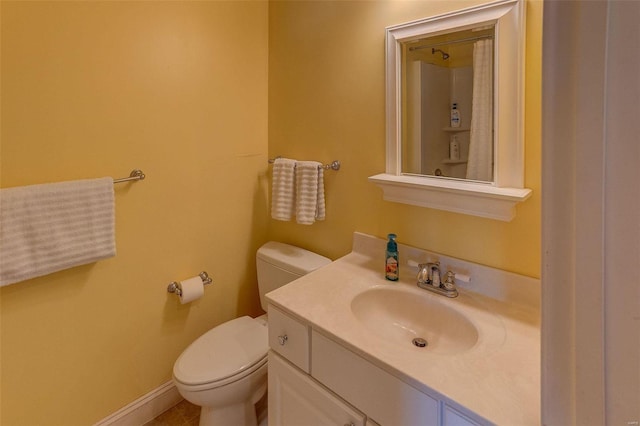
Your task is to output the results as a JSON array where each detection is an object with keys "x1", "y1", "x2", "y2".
[{"x1": 266, "y1": 232, "x2": 540, "y2": 425}]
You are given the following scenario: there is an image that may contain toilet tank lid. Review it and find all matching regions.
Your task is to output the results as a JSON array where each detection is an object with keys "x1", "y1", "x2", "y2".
[{"x1": 257, "y1": 242, "x2": 331, "y2": 275}]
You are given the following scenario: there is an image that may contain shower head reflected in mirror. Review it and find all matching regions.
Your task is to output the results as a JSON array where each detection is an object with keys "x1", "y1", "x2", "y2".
[{"x1": 432, "y1": 48, "x2": 450, "y2": 60}]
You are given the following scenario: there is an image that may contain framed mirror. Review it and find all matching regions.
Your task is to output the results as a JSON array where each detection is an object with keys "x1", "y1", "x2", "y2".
[{"x1": 369, "y1": 0, "x2": 531, "y2": 221}]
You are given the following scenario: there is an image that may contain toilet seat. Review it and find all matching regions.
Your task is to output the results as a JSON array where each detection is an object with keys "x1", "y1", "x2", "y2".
[{"x1": 173, "y1": 316, "x2": 268, "y2": 389}]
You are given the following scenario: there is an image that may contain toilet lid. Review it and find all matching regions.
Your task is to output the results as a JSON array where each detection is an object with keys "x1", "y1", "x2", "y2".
[{"x1": 173, "y1": 316, "x2": 268, "y2": 386}]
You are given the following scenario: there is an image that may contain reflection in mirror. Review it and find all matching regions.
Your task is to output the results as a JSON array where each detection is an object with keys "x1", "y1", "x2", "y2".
[{"x1": 402, "y1": 26, "x2": 494, "y2": 182}]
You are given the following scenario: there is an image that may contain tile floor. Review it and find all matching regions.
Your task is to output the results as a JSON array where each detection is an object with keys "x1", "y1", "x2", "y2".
[
  {"x1": 143, "y1": 400, "x2": 200, "y2": 426},
  {"x1": 144, "y1": 395, "x2": 268, "y2": 426}
]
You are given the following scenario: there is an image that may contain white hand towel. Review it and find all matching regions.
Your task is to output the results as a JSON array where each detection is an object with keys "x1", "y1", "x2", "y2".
[
  {"x1": 316, "y1": 167, "x2": 326, "y2": 221},
  {"x1": 295, "y1": 161, "x2": 325, "y2": 225},
  {"x1": 0, "y1": 177, "x2": 116, "y2": 287},
  {"x1": 271, "y1": 158, "x2": 296, "y2": 221}
]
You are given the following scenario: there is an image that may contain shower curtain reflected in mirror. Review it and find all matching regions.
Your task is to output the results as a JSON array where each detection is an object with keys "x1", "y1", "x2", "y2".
[{"x1": 466, "y1": 39, "x2": 494, "y2": 181}]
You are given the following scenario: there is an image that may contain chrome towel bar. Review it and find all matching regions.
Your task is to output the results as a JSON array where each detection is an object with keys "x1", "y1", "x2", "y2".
[
  {"x1": 268, "y1": 157, "x2": 340, "y2": 171},
  {"x1": 113, "y1": 169, "x2": 145, "y2": 184}
]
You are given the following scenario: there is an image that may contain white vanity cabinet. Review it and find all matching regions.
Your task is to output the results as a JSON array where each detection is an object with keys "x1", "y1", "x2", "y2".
[
  {"x1": 442, "y1": 405, "x2": 487, "y2": 426},
  {"x1": 268, "y1": 305, "x2": 490, "y2": 426},
  {"x1": 269, "y1": 352, "x2": 367, "y2": 426}
]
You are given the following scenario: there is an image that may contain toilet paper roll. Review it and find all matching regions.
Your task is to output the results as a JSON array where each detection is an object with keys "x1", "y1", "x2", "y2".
[{"x1": 179, "y1": 276, "x2": 204, "y2": 304}]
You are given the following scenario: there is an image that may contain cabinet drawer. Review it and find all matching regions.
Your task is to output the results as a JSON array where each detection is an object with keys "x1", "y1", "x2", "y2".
[
  {"x1": 268, "y1": 305, "x2": 310, "y2": 373},
  {"x1": 312, "y1": 330, "x2": 439, "y2": 426}
]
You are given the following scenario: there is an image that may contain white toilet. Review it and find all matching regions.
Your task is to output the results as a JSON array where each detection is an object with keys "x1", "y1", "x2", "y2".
[{"x1": 173, "y1": 242, "x2": 331, "y2": 426}]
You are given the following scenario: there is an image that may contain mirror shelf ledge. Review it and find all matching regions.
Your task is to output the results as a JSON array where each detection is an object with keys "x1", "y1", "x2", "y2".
[{"x1": 368, "y1": 173, "x2": 531, "y2": 222}]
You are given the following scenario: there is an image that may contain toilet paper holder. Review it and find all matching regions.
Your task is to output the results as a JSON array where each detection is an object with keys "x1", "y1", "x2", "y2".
[{"x1": 167, "y1": 271, "x2": 212, "y2": 296}]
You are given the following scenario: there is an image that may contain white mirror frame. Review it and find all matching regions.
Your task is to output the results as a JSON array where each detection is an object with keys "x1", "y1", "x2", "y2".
[{"x1": 369, "y1": 0, "x2": 531, "y2": 221}]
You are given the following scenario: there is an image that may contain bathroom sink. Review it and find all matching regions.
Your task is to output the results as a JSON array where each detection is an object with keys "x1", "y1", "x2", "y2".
[{"x1": 350, "y1": 286, "x2": 479, "y2": 354}]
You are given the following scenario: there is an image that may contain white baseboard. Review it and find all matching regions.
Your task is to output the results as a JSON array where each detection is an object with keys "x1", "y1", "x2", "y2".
[{"x1": 93, "y1": 381, "x2": 184, "y2": 426}]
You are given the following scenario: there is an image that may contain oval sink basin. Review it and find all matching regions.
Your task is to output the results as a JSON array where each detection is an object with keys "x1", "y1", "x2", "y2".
[{"x1": 350, "y1": 286, "x2": 479, "y2": 355}]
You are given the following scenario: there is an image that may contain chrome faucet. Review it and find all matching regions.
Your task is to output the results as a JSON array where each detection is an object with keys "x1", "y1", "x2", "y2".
[{"x1": 416, "y1": 262, "x2": 459, "y2": 298}]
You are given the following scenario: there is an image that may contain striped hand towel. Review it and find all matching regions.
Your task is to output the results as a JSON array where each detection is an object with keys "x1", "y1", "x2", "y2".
[
  {"x1": 271, "y1": 158, "x2": 296, "y2": 221},
  {"x1": 316, "y1": 167, "x2": 326, "y2": 221},
  {"x1": 295, "y1": 161, "x2": 325, "y2": 225},
  {"x1": 0, "y1": 177, "x2": 116, "y2": 287}
]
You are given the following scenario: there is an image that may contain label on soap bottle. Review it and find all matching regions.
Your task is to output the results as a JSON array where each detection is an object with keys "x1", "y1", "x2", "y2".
[
  {"x1": 385, "y1": 255, "x2": 399, "y2": 281},
  {"x1": 385, "y1": 233, "x2": 399, "y2": 281}
]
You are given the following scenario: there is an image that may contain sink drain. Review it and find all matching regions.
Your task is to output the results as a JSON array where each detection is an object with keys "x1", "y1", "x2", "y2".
[{"x1": 412, "y1": 337, "x2": 428, "y2": 348}]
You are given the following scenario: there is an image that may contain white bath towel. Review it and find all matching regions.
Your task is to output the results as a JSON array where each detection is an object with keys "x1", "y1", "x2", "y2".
[
  {"x1": 295, "y1": 161, "x2": 325, "y2": 225},
  {"x1": 271, "y1": 158, "x2": 297, "y2": 221},
  {"x1": 0, "y1": 177, "x2": 116, "y2": 287}
]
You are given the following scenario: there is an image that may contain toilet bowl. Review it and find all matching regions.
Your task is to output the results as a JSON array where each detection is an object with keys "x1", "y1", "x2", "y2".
[
  {"x1": 173, "y1": 316, "x2": 268, "y2": 426},
  {"x1": 172, "y1": 242, "x2": 331, "y2": 426}
]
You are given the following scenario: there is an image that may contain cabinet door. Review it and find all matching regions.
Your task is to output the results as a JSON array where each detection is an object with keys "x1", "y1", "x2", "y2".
[
  {"x1": 269, "y1": 351, "x2": 366, "y2": 426},
  {"x1": 442, "y1": 404, "x2": 487, "y2": 426}
]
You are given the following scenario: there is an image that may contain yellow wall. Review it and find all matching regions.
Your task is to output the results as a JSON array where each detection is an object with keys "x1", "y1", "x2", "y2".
[
  {"x1": 268, "y1": 0, "x2": 541, "y2": 278},
  {"x1": 1, "y1": 0, "x2": 541, "y2": 424},
  {"x1": 0, "y1": 1, "x2": 268, "y2": 425}
]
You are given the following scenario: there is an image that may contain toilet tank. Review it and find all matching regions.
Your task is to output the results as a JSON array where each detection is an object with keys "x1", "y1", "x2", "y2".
[{"x1": 256, "y1": 242, "x2": 331, "y2": 311}]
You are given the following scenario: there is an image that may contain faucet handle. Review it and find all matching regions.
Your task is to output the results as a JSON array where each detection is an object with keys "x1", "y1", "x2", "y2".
[
  {"x1": 419, "y1": 262, "x2": 440, "y2": 284},
  {"x1": 416, "y1": 263, "x2": 430, "y2": 284},
  {"x1": 442, "y1": 271, "x2": 457, "y2": 291},
  {"x1": 453, "y1": 271, "x2": 471, "y2": 283}
]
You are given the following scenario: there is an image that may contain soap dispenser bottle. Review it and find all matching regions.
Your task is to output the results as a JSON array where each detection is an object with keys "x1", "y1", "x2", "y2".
[
  {"x1": 385, "y1": 233, "x2": 399, "y2": 281},
  {"x1": 450, "y1": 103, "x2": 461, "y2": 128}
]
